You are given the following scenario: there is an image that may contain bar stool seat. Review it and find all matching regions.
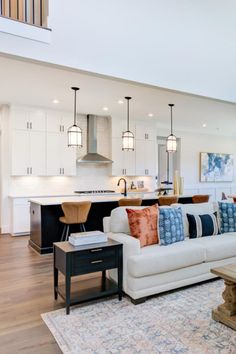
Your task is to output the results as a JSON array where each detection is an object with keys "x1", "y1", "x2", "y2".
[
  {"x1": 118, "y1": 198, "x2": 142, "y2": 207},
  {"x1": 158, "y1": 196, "x2": 179, "y2": 206},
  {"x1": 59, "y1": 201, "x2": 92, "y2": 241}
]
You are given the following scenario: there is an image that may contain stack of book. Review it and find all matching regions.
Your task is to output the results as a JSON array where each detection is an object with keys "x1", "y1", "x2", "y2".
[{"x1": 68, "y1": 230, "x2": 108, "y2": 246}]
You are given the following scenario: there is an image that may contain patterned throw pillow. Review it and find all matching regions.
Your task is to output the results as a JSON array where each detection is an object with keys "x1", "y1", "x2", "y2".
[
  {"x1": 126, "y1": 204, "x2": 159, "y2": 247},
  {"x1": 187, "y1": 212, "x2": 220, "y2": 238},
  {"x1": 218, "y1": 202, "x2": 236, "y2": 233},
  {"x1": 159, "y1": 208, "x2": 184, "y2": 245}
]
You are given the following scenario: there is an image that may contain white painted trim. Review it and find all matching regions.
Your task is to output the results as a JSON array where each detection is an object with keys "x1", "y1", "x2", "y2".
[{"x1": 0, "y1": 17, "x2": 51, "y2": 43}]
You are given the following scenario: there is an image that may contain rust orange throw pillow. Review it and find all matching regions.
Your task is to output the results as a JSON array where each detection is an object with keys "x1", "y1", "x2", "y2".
[{"x1": 126, "y1": 205, "x2": 159, "y2": 247}]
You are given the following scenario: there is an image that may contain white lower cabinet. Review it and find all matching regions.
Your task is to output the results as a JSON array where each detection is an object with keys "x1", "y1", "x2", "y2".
[
  {"x1": 135, "y1": 139, "x2": 156, "y2": 176},
  {"x1": 46, "y1": 132, "x2": 76, "y2": 176},
  {"x1": 10, "y1": 198, "x2": 30, "y2": 236},
  {"x1": 111, "y1": 138, "x2": 135, "y2": 176}
]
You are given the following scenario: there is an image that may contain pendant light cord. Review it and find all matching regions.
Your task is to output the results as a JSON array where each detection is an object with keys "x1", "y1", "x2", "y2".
[
  {"x1": 125, "y1": 96, "x2": 132, "y2": 131},
  {"x1": 127, "y1": 99, "x2": 129, "y2": 131},
  {"x1": 169, "y1": 103, "x2": 174, "y2": 135},
  {"x1": 74, "y1": 89, "x2": 77, "y2": 125},
  {"x1": 71, "y1": 87, "x2": 80, "y2": 126}
]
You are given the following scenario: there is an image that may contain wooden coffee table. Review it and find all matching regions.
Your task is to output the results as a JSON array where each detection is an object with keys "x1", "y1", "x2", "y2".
[{"x1": 211, "y1": 264, "x2": 236, "y2": 330}]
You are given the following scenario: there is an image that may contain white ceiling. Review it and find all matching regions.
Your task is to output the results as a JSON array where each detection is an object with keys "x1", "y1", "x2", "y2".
[{"x1": 0, "y1": 55, "x2": 236, "y2": 137}]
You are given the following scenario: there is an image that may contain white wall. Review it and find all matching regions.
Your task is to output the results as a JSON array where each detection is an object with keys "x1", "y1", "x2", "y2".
[
  {"x1": 157, "y1": 127, "x2": 236, "y2": 200},
  {"x1": 0, "y1": 0, "x2": 236, "y2": 102}
]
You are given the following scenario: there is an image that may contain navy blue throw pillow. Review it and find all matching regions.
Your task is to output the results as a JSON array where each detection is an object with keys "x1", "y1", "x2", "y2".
[{"x1": 187, "y1": 212, "x2": 220, "y2": 238}]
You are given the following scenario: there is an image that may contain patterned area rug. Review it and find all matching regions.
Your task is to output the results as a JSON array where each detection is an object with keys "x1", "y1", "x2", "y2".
[{"x1": 42, "y1": 280, "x2": 236, "y2": 354}]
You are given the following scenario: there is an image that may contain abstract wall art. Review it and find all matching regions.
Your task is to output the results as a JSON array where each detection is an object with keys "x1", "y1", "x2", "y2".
[{"x1": 200, "y1": 152, "x2": 234, "y2": 182}]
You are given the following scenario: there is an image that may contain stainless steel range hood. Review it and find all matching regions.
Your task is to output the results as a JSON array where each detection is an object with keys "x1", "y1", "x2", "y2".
[{"x1": 77, "y1": 115, "x2": 113, "y2": 164}]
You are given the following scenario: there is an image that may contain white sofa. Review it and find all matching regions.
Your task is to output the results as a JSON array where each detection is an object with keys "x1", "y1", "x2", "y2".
[{"x1": 103, "y1": 202, "x2": 236, "y2": 304}]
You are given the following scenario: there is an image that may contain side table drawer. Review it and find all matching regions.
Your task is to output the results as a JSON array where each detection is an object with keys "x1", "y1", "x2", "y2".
[{"x1": 71, "y1": 247, "x2": 118, "y2": 275}]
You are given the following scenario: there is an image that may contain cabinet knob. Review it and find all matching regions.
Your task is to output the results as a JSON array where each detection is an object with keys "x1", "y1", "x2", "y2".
[{"x1": 91, "y1": 260, "x2": 103, "y2": 264}]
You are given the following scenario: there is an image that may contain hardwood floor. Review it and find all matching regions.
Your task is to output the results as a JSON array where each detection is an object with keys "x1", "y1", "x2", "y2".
[{"x1": 0, "y1": 234, "x2": 95, "y2": 354}]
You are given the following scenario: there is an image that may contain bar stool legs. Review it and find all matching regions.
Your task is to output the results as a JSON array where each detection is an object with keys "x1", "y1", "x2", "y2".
[{"x1": 61, "y1": 223, "x2": 86, "y2": 241}]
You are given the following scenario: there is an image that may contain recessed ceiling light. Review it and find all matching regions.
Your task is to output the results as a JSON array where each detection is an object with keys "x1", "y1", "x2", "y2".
[
  {"x1": 148, "y1": 113, "x2": 154, "y2": 117},
  {"x1": 202, "y1": 123, "x2": 207, "y2": 128},
  {"x1": 52, "y1": 99, "x2": 60, "y2": 104},
  {"x1": 103, "y1": 107, "x2": 109, "y2": 111},
  {"x1": 118, "y1": 100, "x2": 124, "y2": 104}
]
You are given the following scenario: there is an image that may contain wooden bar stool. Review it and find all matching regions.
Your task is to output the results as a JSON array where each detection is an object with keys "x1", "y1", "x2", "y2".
[
  {"x1": 158, "y1": 196, "x2": 179, "y2": 206},
  {"x1": 59, "y1": 201, "x2": 92, "y2": 241},
  {"x1": 192, "y1": 195, "x2": 210, "y2": 203},
  {"x1": 118, "y1": 198, "x2": 142, "y2": 207}
]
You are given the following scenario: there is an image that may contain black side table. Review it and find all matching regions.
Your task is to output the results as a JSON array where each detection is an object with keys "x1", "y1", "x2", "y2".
[{"x1": 53, "y1": 239, "x2": 123, "y2": 314}]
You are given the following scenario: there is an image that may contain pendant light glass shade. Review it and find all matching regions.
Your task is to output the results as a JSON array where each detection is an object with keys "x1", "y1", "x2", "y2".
[
  {"x1": 122, "y1": 96, "x2": 134, "y2": 151},
  {"x1": 68, "y1": 87, "x2": 82, "y2": 147},
  {"x1": 122, "y1": 130, "x2": 134, "y2": 150},
  {"x1": 166, "y1": 103, "x2": 177, "y2": 153},
  {"x1": 166, "y1": 134, "x2": 177, "y2": 152}
]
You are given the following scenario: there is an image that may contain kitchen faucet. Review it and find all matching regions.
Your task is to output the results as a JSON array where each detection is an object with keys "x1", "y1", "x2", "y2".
[{"x1": 117, "y1": 178, "x2": 127, "y2": 197}]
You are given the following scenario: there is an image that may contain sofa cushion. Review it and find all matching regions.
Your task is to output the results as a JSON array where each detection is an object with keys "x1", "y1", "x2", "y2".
[
  {"x1": 110, "y1": 206, "x2": 146, "y2": 234},
  {"x1": 189, "y1": 233, "x2": 236, "y2": 262},
  {"x1": 218, "y1": 202, "x2": 236, "y2": 233},
  {"x1": 159, "y1": 208, "x2": 184, "y2": 245},
  {"x1": 126, "y1": 205, "x2": 159, "y2": 247},
  {"x1": 172, "y1": 202, "x2": 216, "y2": 237},
  {"x1": 187, "y1": 212, "x2": 220, "y2": 238},
  {"x1": 127, "y1": 241, "x2": 205, "y2": 277},
  {"x1": 110, "y1": 205, "x2": 170, "y2": 234}
]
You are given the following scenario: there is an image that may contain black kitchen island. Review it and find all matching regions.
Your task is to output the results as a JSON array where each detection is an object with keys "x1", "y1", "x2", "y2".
[{"x1": 29, "y1": 195, "x2": 193, "y2": 254}]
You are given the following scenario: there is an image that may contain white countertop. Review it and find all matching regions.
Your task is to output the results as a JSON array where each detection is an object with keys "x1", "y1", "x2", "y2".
[
  {"x1": 29, "y1": 193, "x2": 158, "y2": 205},
  {"x1": 9, "y1": 191, "x2": 155, "y2": 199}
]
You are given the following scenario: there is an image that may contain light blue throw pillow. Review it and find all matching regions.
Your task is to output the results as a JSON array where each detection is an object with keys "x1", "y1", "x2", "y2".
[
  {"x1": 159, "y1": 208, "x2": 184, "y2": 245},
  {"x1": 218, "y1": 202, "x2": 236, "y2": 233}
]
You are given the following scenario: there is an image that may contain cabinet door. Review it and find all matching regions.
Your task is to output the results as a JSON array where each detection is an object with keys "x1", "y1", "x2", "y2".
[
  {"x1": 135, "y1": 140, "x2": 146, "y2": 176},
  {"x1": 123, "y1": 150, "x2": 135, "y2": 176},
  {"x1": 11, "y1": 130, "x2": 30, "y2": 175},
  {"x1": 61, "y1": 113, "x2": 73, "y2": 133},
  {"x1": 12, "y1": 199, "x2": 30, "y2": 235},
  {"x1": 11, "y1": 108, "x2": 29, "y2": 130},
  {"x1": 29, "y1": 110, "x2": 46, "y2": 131},
  {"x1": 30, "y1": 131, "x2": 46, "y2": 175},
  {"x1": 145, "y1": 140, "x2": 156, "y2": 176},
  {"x1": 61, "y1": 134, "x2": 77, "y2": 176},
  {"x1": 46, "y1": 111, "x2": 61, "y2": 133},
  {"x1": 46, "y1": 132, "x2": 61, "y2": 175},
  {"x1": 136, "y1": 123, "x2": 155, "y2": 141},
  {"x1": 111, "y1": 138, "x2": 124, "y2": 176}
]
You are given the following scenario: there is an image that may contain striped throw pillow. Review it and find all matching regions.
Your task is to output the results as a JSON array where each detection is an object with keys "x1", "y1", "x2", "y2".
[{"x1": 187, "y1": 212, "x2": 220, "y2": 238}]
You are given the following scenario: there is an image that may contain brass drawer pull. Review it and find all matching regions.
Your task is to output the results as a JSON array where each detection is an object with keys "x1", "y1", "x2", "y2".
[
  {"x1": 91, "y1": 260, "x2": 103, "y2": 264},
  {"x1": 90, "y1": 248, "x2": 103, "y2": 252}
]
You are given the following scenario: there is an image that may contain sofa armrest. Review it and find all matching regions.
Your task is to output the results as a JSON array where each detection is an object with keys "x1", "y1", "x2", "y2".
[
  {"x1": 107, "y1": 232, "x2": 141, "y2": 292},
  {"x1": 103, "y1": 216, "x2": 111, "y2": 233},
  {"x1": 108, "y1": 232, "x2": 141, "y2": 258}
]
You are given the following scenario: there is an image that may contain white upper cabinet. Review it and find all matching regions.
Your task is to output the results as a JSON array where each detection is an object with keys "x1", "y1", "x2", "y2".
[
  {"x1": 11, "y1": 107, "x2": 46, "y2": 131},
  {"x1": 11, "y1": 130, "x2": 30, "y2": 176},
  {"x1": 11, "y1": 130, "x2": 46, "y2": 176},
  {"x1": 111, "y1": 137, "x2": 135, "y2": 176},
  {"x1": 10, "y1": 106, "x2": 76, "y2": 176},
  {"x1": 135, "y1": 139, "x2": 156, "y2": 176},
  {"x1": 135, "y1": 122, "x2": 156, "y2": 141},
  {"x1": 46, "y1": 111, "x2": 72, "y2": 133},
  {"x1": 46, "y1": 132, "x2": 76, "y2": 176}
]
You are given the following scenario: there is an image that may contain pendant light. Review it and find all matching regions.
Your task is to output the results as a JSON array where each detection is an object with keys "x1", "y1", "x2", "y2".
[
  {"x1": 122, "y1": 96, "x2": 134, "y2": 151},
  {"x1": 68, "y1": 87, "x2": 82, "y2": 147},
  {"x1": 166, "y1": 103, "x2": 177, "y2": 152}
]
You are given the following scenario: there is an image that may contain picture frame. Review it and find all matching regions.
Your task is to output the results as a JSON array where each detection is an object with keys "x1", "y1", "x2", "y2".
[{"x1": 200, "y1": 152, "x2": 234, "y2": 182}]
